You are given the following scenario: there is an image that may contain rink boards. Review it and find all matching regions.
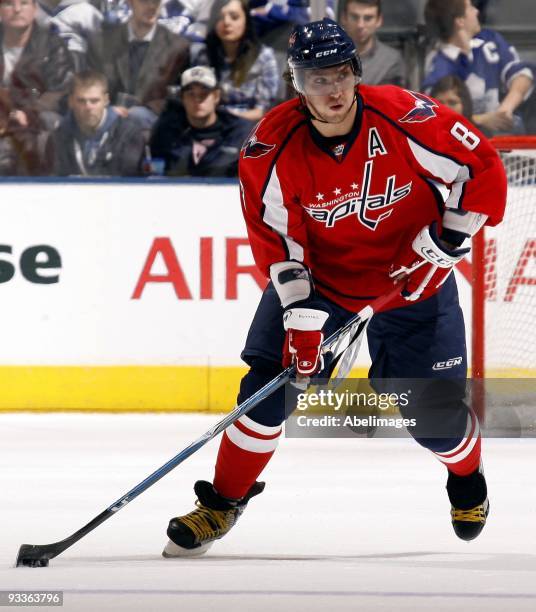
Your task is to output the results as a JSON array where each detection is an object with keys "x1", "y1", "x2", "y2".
[{"x1": 0, "y1": 179, "x2": 478, "y2": 411}]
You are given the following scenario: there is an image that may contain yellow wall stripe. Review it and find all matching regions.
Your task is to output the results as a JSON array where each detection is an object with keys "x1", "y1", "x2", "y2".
[
  {"x1": 0, "y1": 366, "x2": 370, "y2": 412},
  {"x1": 0, "y1": 366, "x2": 530, "y2": 412},
  {"x1": 0, "y1": 366, "x2": 366, "y2": 412}
]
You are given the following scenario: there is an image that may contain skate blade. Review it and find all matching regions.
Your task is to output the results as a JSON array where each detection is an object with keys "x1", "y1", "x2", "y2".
[{"x1": 162, "y1": 539, "x2": 213, "y2": 558}]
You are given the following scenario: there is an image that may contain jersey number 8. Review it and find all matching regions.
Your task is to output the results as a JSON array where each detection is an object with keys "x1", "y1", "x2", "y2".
[{"x1": 451, "y1": 122, "x2": 480, "y2": 151}]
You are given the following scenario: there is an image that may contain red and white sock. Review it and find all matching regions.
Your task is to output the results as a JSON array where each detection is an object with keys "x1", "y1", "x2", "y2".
[
  {"x1": 432, "y1": 409, "x2": 482, "y2": 476},
  {"x1": 213, "y1": 414, "x2": 282, "y2": 500}
]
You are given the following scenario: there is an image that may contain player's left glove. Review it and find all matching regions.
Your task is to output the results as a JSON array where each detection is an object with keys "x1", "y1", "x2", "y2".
[
  {"x1": 391, "y1": 222, "x2": 470, "y2": 302},
  {"x1": 282, "y1": 302, "x2": 330, "y2": 376}
]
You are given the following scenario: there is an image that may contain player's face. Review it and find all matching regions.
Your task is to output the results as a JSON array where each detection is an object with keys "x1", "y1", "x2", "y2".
[
  {"x1": 181, "y1": 84, "x2": 220, "y2": 122},
  {"x1": 0, "y1": 0, "x2": 37, "y2": 30},
  {"x1": 341, "y1": 2, "x2": 382, "y2": 47},
  {"x1": 216, "y1": 0, "x2": 247, "y2": 43},
  {"x1": 462, "y1": 0, "x2": 481, "y2": 37},
  {"x1": 301, "y1": 63, "x2": 357, "y2": 97},
  {"x1": 69, "y1": 84, "x2": 109, "y2": 133},
  {"x1": 434, "y1": 89, "x2": 464, "y2": 116},
  {"x1": 302, "y1": 64, "x2": 357, "y2": 124},
  {"x1": 128, "y1": 0, "x2": 162, "y2": 29}
]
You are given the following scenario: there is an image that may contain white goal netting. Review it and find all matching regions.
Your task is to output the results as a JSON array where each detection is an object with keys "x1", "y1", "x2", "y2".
[{"x1": 480, "y1": 142, "x2": 536, "y2": 376}]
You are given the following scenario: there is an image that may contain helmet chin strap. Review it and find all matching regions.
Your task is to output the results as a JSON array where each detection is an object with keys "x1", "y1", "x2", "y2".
[{"x1": 303, "y1": 91, "x2": 357, "y2": 125}]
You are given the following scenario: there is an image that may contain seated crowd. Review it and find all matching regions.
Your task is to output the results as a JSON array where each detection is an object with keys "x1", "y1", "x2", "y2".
[{"x1": 0, "y1": 0, "x2": 533, "y2": 177}]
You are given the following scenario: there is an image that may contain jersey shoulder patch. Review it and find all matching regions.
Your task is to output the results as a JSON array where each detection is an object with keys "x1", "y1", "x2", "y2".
[
  {"x1": 361, "y1": 85, "x2": 438, "y2": 124},
  {"x1": 398, "y1": 91, "x2": 438, "y2": 123},
  {"x1": 242, "y1": 124, "x2": 276, "y2": 159},
  {"x1": 241, "y1": 99, "x2": 305, "y2": 162}
]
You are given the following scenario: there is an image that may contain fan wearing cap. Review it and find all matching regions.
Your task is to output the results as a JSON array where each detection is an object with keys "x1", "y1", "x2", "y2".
[
  {"x1": 149, "y1": 65, "x2": 253, "y2": 176},
  {"x1": 162, "y1": 19, "x2": 507, "y2": 557}
]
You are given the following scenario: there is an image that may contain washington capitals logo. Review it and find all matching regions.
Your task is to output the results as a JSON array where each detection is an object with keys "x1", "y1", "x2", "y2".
[
  {"x1": 399, "y1": 91, "x2": 438, "y2": 123},
  {"x1": 242, "y1": 121, "x2": 276, "y2": 159}
]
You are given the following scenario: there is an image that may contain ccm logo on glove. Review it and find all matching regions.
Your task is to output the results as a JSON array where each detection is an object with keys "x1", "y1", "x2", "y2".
[
  {"x1": 417, "y1": 246, "x2": 457, "y2": 268},
  {"x1": 391, "y1": 222, "x2": 470, "y2": 301}
]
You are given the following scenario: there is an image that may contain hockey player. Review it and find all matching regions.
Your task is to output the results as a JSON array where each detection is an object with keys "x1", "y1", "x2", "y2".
[{"x1": 163, "y1": 18, "x2": 507, "y2": 557}]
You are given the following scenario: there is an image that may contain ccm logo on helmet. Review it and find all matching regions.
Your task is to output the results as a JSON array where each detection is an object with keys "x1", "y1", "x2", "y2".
[{"x1": 315, "y1": 49, "x2": 338, "y2": 58}]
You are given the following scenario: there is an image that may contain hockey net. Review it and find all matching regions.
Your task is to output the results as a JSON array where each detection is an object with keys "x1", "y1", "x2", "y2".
[{"x1": 472, "y1": 136, "x2": 536, "y2": 383}]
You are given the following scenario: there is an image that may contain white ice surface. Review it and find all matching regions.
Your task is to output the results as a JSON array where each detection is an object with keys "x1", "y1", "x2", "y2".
[{"x1": 1, "y1": 413, "x2": 536, "y2": 611}]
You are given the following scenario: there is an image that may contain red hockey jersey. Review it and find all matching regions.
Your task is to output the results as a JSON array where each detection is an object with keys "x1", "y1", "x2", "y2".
[{"x1": 239, "y1": 85, "x2": 507, "y2": 312}]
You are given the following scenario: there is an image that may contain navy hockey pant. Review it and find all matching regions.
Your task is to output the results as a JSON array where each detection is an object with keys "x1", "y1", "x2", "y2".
[{"x1": 238, "y1": 274, "x2": 469, "y2": 453}]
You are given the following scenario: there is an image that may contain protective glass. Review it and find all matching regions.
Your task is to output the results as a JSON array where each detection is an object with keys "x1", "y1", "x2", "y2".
[{"x1": 292, "y1": 62, "x2": 361, "y2": 96}]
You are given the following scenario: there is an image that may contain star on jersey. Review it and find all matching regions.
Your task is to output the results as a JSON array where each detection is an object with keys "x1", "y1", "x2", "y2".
[
  {"x1": 333, "y1": 188, "x2": 342, "y2": 196},
  {"x1": 304, "y1": 160, "x2": 412, "y2": 230},
  {"x1": 316, "y1": 193, "x2": 324, "y2": 201},
  {"x1": 399, "y1": 91, "x2": 438, "y2": 124}
]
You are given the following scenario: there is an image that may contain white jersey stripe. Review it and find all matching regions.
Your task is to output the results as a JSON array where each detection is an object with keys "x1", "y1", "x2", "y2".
[
  {"x1": 408, "y1": 138, "x2": 471, "y2": 210},
  {"x1": 445, "y1": 176, "x2": 468, "y2": 211},
  {"x1": 262, "y1": 166, "x2": 304, "y2": 261},
  {"x1": 408, "y1": 138, "x2": 463, "y2": 184},
  {"x1": 263, "y1": 165, "x2": 287, "y2": 233}
]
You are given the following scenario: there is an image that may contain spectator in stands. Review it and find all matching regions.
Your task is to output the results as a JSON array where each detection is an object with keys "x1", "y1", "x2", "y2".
[
  {"x1": 87, "y1": 0, "x2": 190, "y2": 130},
  {"x1": 158, "y1": 0, "x2": 197, "y2": 37},
  {"x1": 0, "y1": 87, "x2": 41, "y2": 174},
  {"x1": 97, "y1": 0, "x2": 130, "y2": 24},
  {"x1": 37, "y1": 1, "x2": 104, "y2": 70},
  {"x1": 250, "y1": 1, "x2": 335, "y2": 39},
  {"x1": 159, "y1": 0, "x2": 214, "y2": 41},
  {"x1": 0, "y1": 0, "x2": 74, "y2": 174},
  {"x1": 45, "y1": 69, "x2": 145, "y2": 175},
  {"x1": 149, "y1": 65, "x2": 252, "y2": 176},
  {"x1": 423, "y1": 0, "x2": 534, "y2": 135},
  {"x1": 430, "y1": 75, "x2": 473, "y2": 120},
  {"x1": 339, "y1": 0, "x2": 405, "y2": 87},
  {"x1": 98, "y1": 0, "x2": 211, "y2": 42},
  {"x1": 192, "y1": 0, "x2": 279, "y2": 121}
]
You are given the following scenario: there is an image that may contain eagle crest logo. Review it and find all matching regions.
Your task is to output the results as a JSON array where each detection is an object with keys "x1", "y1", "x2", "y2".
[
  {"x1": 399, "y1": 91, "x2": 438, "y2": 123},
  {"x1": 242, "y1": 121, "x2": 276, "y2": 159}
]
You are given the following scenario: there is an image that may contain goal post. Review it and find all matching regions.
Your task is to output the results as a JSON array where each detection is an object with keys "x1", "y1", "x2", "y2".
[{"x1": 471, "y1": 136, "x2": 536, "y2": 416}]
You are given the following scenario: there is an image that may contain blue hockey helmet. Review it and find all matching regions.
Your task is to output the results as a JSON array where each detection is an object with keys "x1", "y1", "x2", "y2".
[{"x1": 287, "y1": 18, "x2": 362, "y2": 95}]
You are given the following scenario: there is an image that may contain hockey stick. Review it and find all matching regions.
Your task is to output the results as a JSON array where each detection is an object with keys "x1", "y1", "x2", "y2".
[
  {"x1": 15, "y1": 282, "x2": 404, "y2": 568},
  {"x1": 326, "y1": 317, "x2": 370, "y2": 384}
]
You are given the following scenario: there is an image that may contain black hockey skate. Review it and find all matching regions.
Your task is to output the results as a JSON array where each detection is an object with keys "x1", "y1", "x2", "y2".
[
  {"x1": 163, "y1": 480, "x2": 265, "y2": 557},
  {"x1": 447, "y1": 464, "x2": 489, "y2": 541}
]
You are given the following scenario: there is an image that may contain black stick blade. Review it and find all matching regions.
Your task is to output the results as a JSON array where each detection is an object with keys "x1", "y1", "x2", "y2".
[
  {"x1": 15, "y1": 509, "x2": 113, "y2": 568},
  {"x1": 16, "y1": 544, "x2": 57, "y2": 567}
]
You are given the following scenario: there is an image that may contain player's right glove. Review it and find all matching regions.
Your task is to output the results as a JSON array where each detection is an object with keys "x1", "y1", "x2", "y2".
[
  {"x1": 269, "y1": 261, "x2": 330, "y2": 376},
  {"x1": 391, "y1": 222, "x2": 470, "y2": 301},
  {"x1": 282, "y1": 303, "x2": 330, "y2": 376}
]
